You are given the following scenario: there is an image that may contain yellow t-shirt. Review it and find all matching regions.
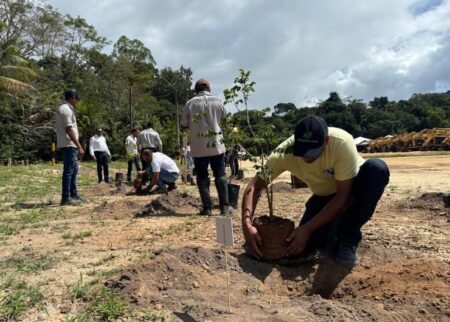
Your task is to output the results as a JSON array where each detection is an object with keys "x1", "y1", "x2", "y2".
[{"x1": 263, "y1": 127, "x2": 365, "y2": 196}]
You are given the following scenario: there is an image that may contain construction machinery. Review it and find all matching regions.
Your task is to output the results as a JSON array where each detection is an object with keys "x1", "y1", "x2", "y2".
[{"x1": 366, "y1": 128, "x2": 450, "y2": 152}]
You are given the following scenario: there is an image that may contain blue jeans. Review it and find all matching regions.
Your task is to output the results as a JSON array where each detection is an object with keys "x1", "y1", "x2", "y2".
[
  {"x1": 61, "y1": 147, "x2": 79, "y2": 200},
  {"x1": 146, "y1": 168, "x2": 178, "y2": 189},
  {"x1": 193, "y1": 154, "x2": 226, "y2": 180},
  {"x1": 300, "y1": 158, "x2": 390, "y2": 252}
]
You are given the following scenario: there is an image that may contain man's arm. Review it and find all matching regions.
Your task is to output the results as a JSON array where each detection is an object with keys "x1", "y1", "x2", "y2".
[
  {"x1": 285, "y1": 178, "x2": 354, "y2": 257},
  {"x1": 148, "y1": 171, "x2": 159, "y2": 190},
  {"x1": 89, "y1": 137, "x2": 95, "y2": 160},
  {"x1": 104, "y1": 137, "x2": 111, "y2": 158},
  {"x1": 66, "y1": 126, "x2": 84, "y2": 157},
  {"x1": 241, "y1": 175, "x2": 268, "y2": 259},
  {"x1": 156, "y1": 134, "x2": 162, "y2": 152}
]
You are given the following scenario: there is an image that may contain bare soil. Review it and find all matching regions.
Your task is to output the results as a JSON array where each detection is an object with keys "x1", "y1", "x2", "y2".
[{"x1": 1, "y1": 154, "x2": 449, "y2": 321}]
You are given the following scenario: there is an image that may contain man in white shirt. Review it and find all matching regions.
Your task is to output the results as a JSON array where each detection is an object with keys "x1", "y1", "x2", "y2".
[
  {"x1": 89, "y1": 128, "x2": 111, "y2": 183},
  {"x1": 125, "y1": 128, "x2": 141, "y2": 182},
  {"x1": 55, "y1": 88, "x2": 85, "y2": 206},
  {"x1": 137, "y1": 149, "x2": 179, "y2": 193},
  {"x1": 137, "y1": 121, "x2": 163, "y2": 171}
]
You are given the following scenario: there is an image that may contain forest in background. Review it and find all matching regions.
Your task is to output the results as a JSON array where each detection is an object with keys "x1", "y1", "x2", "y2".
[{"x1": 1, "y1": 0, "x2": 450, "y2": 161}]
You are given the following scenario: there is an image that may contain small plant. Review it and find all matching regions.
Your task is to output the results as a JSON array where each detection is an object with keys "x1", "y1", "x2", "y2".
[
  {"x1": 140, "y1": 308, "x2": 171, "y2": 321},
  {"x1": 182, "y1": 299, "x2": 196, "y2": 313},
  {"x1": 70, "y1": 274, "x2": 90, "y2": 302},
  {"x1": 90, "y1": 287, "x2": 127, "y2": 321}
]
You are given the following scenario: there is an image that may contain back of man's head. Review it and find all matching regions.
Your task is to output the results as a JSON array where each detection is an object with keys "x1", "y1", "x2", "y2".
[
  {"x1": 194, "y1": 79, "x2": 211, "y2": 93},
  {"x1": 64, "y1": 88, "x2": 79, "y2": 101},
  {"x1": 146, "y1": 121, "x2": 153, "y2": 129}
]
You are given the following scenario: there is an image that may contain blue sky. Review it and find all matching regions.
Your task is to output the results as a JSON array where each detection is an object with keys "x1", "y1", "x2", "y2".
[{"x1": 47, "y1": 0, "x2": 450, "y2": 110}]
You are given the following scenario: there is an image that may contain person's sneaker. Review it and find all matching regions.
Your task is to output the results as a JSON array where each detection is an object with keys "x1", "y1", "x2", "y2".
[
  {"x1": 60, "y1": 198, "x2": 82, "y2": 206},
  {"x1": 167, "y1": 182, "x2": 177, "y2": 191},
  {"x1": 198, "y1": 208, "x2": 212, "y2": 216},
  {"x1": 220, "y1": 205, "x2": 234, "y2": 216},
  {"x1": 72, "y1": 194, "x2": 86, "y2": 203},
  {"x1": 152, "y1": 187, "x2": 168, "y2": 194},
  {"x1": 335, "y1": 243, "x2": 359, "y2": 266}
]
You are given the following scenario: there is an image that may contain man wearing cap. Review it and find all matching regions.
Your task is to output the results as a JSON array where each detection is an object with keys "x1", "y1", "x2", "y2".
[
  {"x1": 55, "y1": 88, "x2": 85, "y2": 206},
  {"x1": 89, "y1": 128, "x2": 111, "y2": 183},
  {"x1": 181, "y1": 79, "x2": 233, "y2": 216},
  {"x1": 241, "y1": 115, "x2": 390, "y2": 266}
]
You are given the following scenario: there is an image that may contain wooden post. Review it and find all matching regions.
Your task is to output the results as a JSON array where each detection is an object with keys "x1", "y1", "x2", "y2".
[
  {"x1": 7, "y1": 158, "x2": 12, "y2": 166},
  {"x1": 51, "y1": 143, "x2": 56, "y2": 167}
]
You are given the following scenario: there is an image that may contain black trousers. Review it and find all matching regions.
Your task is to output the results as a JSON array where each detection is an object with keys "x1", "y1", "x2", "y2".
[
  {"x1": 127, "y1": 156, "x2": 141, "y2": 181},
  {"x1": 300, "y1": 158, "x2": 390, "y2": 253},
  {"x1": 94, "y1": 151, "x2": 109, "y2": 183}
]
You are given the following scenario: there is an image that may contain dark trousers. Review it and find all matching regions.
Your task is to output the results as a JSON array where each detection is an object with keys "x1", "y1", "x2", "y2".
[
  {"x1": 194, "y1": 153, "x2": 226, "y2": 180},
  {"x1": 230, "y1": 156, "x2": 239, "y2": 176},
  {"x1": 61, "y1": 147, "x2": 78, "y2": 200},
  {"x1": 127, "y1": 156, "x2": 141, "y2": 181},
  {"x1": 300, "y1": 158, "x2": 390, "y2": 253},
  {"x1": 94, "y1": 151, "x2": 109, "y2": 183}
]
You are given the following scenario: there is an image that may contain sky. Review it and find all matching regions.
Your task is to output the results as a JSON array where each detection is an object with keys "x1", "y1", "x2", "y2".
[{"x1": 47, "y1": 0, "x2": 450, "y2": 109}]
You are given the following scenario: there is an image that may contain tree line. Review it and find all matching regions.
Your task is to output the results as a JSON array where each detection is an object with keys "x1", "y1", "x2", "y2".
[{"x1": 1, "y1": 0, "x2": 449, "y2": 161}]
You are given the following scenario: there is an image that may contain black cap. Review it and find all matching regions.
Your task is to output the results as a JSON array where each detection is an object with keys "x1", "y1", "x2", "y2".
[
  {"x1": 293, "y1": 116, "x2": 328, "y2": 158},
  {"x1": 64, "y1": 88, "x2": 79, "y2": 100}
]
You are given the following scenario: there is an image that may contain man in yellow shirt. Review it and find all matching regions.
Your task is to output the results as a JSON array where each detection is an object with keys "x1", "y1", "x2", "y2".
[{"x1": 241, "y1": 116, "x2": 390, "y2": 266}]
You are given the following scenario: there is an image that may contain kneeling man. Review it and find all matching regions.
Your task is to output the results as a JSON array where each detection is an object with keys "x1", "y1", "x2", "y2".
[
  {"x1": 242, "y1": 116, "x2": 390, "y2": 266},
  {"x1": 136, "y1": 149, "x2": 179, "y2": 194}
]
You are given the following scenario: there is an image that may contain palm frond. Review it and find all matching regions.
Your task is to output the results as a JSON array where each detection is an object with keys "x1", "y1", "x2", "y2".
[
  {"x1": 0, "y1": 76, "x2": 37, "y2": 93},
  {"x1": 0, "y1": 65, "x2": 37, "y2": 82}
]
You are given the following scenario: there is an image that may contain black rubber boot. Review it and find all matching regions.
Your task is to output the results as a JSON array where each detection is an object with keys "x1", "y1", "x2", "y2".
[
  {"x1": 197, "y1": 177, "x2": 212, "y2": 216},
  {"x1": 215, "y1": 176, "x2": 234, "y2": 216}
]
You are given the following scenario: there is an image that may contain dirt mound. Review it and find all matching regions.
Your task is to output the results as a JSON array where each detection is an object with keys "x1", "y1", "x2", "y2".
[
  {"x1": 108, "y1": 246, "x2": 449, "y2": 321},
  {"x1": 92, "y1": 199, "x2": 140, "y2": 218},
  {"x1": 134, "y1": 191, "x2": 220, "y2": 216},
  {"x1": 403, "y1": 192, "x2": 450, "y2": 213}
]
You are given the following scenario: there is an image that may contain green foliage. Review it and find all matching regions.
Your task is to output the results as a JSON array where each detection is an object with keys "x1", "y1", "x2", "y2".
[
  {"x1": 0, "y1": 278, "x2": 44, "y2": 320},
  {"x1": 90, "y1": 287, "x2": 127, "y2": 321}
]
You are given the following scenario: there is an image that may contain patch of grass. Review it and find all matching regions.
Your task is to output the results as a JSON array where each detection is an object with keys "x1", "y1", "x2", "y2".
[
  {"x1": 139, "y1": 308, "x2": 171, "y2": 321},
  {"x1": 70, "y1": 274, "x2": 91, "y2": 302},
  {"x1": 3, "y1": 253, "x2": 55, "y2": 273},
  {"x1": 90, "y1": 287, "x2": 127, "y2": 321},
  {"x1": 182, "y1": 299, "x2": 196, "y2": 313},
  {"x1": 62, "y1": 230, "x2": 92, "y2": 242},
  {"x1": 0, "y1": 224, "x2": 16, "y2": 236},
  {"x1": 0, "y1": 279, "x2": 44, "y2": 320}
]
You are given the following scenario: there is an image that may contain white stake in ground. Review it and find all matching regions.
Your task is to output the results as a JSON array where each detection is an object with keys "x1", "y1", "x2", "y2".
[{"x1": 216, "y1": 216, "x2": 234, "y2": 313}]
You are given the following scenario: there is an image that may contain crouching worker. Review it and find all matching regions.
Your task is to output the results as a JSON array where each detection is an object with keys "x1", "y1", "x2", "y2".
[
  {"x1": 135, "y1": 149, "x2": 179, "y2": 194},
  {"x1": 242, "y1": 116, "x2": 390, "y2": 266}
]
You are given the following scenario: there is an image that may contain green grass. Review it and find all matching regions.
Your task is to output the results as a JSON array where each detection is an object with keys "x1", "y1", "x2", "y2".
[
  {"x1": 70, "y1": 274, "x2": 92, "y2": 302},
  {"x1": 62, "y1": 230, "x2": 93, "y2": 243},
  {"x1": 2, "y1": 253, "x2": 55, "y2": 273},
  {"x1": 90, "y1": 288, "x2": 127, "y2": 321},
  {"x1": 0, "y1": 278, "x2": 44, "y2": 320}
]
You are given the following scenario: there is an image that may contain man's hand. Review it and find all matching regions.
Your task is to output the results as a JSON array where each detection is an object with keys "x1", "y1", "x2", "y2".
[
  {"x1": 243, "y1": 224, "x2": 263, "y2": 260},
  {"x1": 78, "y1": 147, "x2": 85, "y2": 159},
  {"x1": 285, "y1": 226, "x2": 312, "y2": 257},
  {"x1": 92, "y1": 155, "x2": 96, "y2": 161},
  {"x1": 136, "y1": 171, "x2": 145, "y2": 178}
]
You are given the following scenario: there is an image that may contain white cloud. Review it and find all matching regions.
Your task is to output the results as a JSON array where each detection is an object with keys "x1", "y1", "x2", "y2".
[{"x1": 47, "y1": 0, "x2": 450, "y2": 108}]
